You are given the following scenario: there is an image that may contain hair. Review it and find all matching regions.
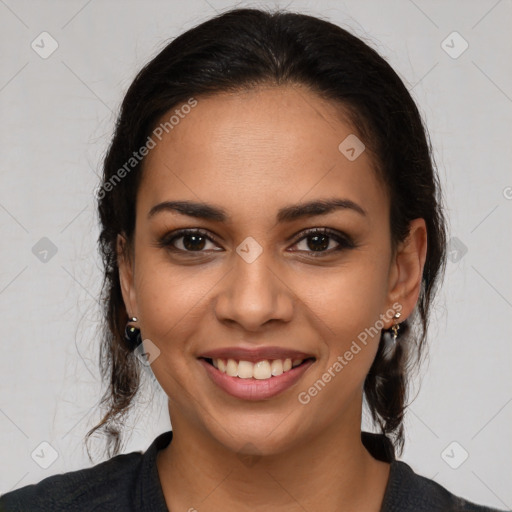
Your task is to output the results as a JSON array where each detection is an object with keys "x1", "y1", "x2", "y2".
[{"x1": 86, "y1": 6, "x2": 447, "y2": 460}]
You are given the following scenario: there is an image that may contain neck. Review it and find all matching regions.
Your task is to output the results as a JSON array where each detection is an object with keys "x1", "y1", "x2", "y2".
[{"x1": 156, "y1": 412, "x2": 390, "y2": 512}]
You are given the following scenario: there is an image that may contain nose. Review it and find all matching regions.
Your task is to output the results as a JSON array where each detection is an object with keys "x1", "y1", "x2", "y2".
[{"x1": 214, "y1": 248, "x2": 294, "y2": 332}]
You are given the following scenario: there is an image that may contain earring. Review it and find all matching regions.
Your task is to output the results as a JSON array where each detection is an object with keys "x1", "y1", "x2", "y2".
[
  {"x1": 124, "y1": 316, "x2": 142, "y2": 351},
  {"x1": 381, "y1": 311, "x2": 402, "y2": 361},
  {"x1": 390, "y1": 312, "x2": 401, "y2": 344}
]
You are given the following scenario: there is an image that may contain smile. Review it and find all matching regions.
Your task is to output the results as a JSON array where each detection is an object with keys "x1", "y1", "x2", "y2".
[
  {"x1": 199, "y1": 356, "x2": 315, "y2": 400},
  {"x1": 206, "y1": 357, "x2": 310, "y2": 379}
]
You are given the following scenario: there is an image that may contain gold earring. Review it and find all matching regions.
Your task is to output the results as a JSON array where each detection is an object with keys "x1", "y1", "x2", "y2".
[{"x1": 391, "y1": 312, "x2": 401, "y2": 344}]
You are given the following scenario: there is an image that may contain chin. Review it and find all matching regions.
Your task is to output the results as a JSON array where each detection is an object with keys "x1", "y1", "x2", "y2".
[{"x1": 204, "y1": 412, "x2": 307, "y2": 458}]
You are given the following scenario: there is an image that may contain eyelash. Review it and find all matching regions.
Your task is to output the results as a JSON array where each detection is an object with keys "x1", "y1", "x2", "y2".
[{"x1": 156, "y1": 227, "x2": 356, "y2": 258}]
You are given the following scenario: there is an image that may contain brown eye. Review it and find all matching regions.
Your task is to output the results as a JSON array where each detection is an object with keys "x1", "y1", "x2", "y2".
[
  {"x1": 290, "y1": 228, "x2": 355, "y2": 257},
  {"x1": 178, "y1": 233, "x2": 208, "y2": 251},
  {"x1": 157, "y1": 229, "x2": 221, "y2": 253},
  {"x1": 156, "y1": 227, "x2": 356, "y2": 258}
]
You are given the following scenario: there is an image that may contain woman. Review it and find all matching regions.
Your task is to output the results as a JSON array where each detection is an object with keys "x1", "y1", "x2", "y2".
[{"x1": 0, "y1": 7, "x2": 505, "y2": 512}]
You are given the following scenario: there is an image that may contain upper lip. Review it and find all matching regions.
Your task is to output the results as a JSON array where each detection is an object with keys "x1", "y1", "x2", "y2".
[{"x1": 198, "y1": 346, "x2": 315, "y2": 362}]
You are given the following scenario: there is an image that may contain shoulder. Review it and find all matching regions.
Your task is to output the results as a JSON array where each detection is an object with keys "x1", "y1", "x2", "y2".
[
  {"x1": 384, "y1": 460, "x2": 508, "y2": 512},
  {"x1": 0, "y1": 451, "x2": 143, "y2": 512}
]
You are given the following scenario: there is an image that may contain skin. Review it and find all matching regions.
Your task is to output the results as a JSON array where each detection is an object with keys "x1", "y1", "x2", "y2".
[{"x1": 117, "y1": 84, "x2": 427, "y2": 512}]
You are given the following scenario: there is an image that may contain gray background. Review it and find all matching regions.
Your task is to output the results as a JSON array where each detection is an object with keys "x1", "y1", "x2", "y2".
[{"x1": 1, "y1": 0, "x2": 511, "y2": 508}]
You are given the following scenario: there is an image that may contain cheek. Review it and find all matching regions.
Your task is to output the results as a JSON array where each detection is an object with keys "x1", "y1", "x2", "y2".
[
  {"x1": 133, "y1": 259, "x2": 202, "y2": 401},
  {"x1": 306, "y1": 257, "x2": 390, "y2": 332},
  {"x1": 133, "y1": 254, "x2": 201, "y2": 348},
  {"x1": 301, "y1": 255, "x2": 390, "y2": 382},
  {"x1": 296, "y1": 279, "x2": 387, "y2": 418},
  {"x1": 132, "y1": 249, "x2": 229, "y2": 395}
]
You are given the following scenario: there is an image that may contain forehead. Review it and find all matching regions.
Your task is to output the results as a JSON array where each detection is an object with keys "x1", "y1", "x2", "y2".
[{"x1": 138, "y1": 85, "x2": 387, "y2": 224}]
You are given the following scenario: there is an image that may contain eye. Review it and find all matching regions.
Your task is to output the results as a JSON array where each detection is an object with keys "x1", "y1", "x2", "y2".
[
  {"x1": 156, "y1": 227, "x2": 356, "y2": 257},
  {"x1": 290, "y1": 228, "x2": 356, "y2": 257},
  {"x1": 157, "y1": 228, "x2": 221, "y2": 253}
]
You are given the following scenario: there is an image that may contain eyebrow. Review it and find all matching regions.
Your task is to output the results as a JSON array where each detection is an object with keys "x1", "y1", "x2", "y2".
[{"x1": 147, "y1": 198, "x2": 366, "y2": 223}]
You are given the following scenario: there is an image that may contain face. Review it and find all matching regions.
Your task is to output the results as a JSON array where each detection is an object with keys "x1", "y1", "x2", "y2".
[{"x1": 118, "y1": 84, "x2": 426, "y2": 456}]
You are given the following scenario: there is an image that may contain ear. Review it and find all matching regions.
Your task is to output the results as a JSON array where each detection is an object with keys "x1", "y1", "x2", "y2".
[
  {"x1": 117, "y1": 233, "x2": 138, "y2": 319},
  {"x1": 385, "y1": 218, "x2": 428, "y2": 326}
]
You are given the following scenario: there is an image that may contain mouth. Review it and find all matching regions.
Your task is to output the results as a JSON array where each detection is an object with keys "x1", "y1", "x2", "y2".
[
  {"x1": 198, "y1": 355, "x2": 316, "y2": 401},
  {"x1": 200, "y1": 356, "x2": 315, "y2": 379}
]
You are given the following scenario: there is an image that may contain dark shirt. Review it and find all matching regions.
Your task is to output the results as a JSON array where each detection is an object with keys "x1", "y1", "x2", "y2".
[{"x1": 0, "y1": 430, "x2": 506, "y2": 511}]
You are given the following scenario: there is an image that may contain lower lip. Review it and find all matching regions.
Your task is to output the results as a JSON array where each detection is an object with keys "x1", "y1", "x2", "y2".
[{"x1": 199, "y1": 358, "x2": 315, "y2": 401}]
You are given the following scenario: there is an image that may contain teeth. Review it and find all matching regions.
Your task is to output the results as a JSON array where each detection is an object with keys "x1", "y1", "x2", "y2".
[
  {"x1": 237, "y1": 360, "x2": 254, "y2": 379},
  {"x1": 253, "y1": 360, "x2": 271, "y2": 380},
  {"x1": 211, "y1": 357, "x2": 307, "y2": 380},
  {"x1": 270, "y1": 359, "x2": 283, "y2": 376},
  {"x1": 226, "y1": 358, "x2": 238, "y2": 377}
]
